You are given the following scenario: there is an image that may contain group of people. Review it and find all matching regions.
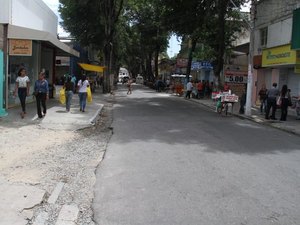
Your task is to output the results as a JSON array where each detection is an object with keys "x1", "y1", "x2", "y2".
[
  {"x1": 184, "y1": 80, "x2": 214, "y2": 99},
  {"x1": 14, "y1": 67, "x2": 90, "y2": 119},
  {"x1": 258, "y1": 82, "x2": 296, "y2": 121}
]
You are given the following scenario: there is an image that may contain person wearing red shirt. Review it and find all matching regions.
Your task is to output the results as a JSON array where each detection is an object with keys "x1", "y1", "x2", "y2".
[
  {"x1": 197, "y1": 80, "x2": 204, "y2": 99},
  {"x1": 223, "y1": 82, "x2": 230, "y2": 92}
]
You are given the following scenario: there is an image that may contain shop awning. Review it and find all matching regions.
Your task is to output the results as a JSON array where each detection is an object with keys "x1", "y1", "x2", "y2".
[
  {"x1": 78, "y1": 63, "x2": 106, "y2": 72},
  {"x1": 7, "y1": 24, "x2": 79, "y2": 57}
]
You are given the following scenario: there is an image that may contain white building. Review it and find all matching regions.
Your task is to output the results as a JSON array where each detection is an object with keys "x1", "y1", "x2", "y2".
[
  {"x1": 0, "y1": 0, "x2": 79, "y2": 109},
  {"x1": 252, "y1": 0, "x2": 300, "y2": 103}
]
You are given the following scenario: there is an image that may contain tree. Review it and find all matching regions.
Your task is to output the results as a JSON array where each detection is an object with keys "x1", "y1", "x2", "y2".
[
  {"x1": 125, "y1": 0, "x2": 169, "y2": 81},
  {"x1": 163, "y1": 0, "x2": 213, "y2": 80},
  {"x1": 59, "y1": 0, "x2": 124, "y2": 93},
  {"x1": 163, "y1": 0, "x2": 247, "y2": 85}
]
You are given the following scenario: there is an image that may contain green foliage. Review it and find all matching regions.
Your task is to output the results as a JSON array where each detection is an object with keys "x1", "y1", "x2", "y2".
[
  {"x1": 58, "y1": 0, "x2": 248, "y2": 81},
  {"x1": 59, "y1": 0, "x2": 105, "y2": 47}
]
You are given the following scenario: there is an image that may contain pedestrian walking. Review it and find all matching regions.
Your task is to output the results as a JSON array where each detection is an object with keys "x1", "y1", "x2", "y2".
[
  {"x1": 258, "y1": 84, "x2": 267, "y2": 114},
  {"x1": 265, "y1": 82, "x2": 280, "y2": 120},
  {"x1": 34, "y1": 71, "x2": 49, "y2": 118},
  {"x1": 77, "y1": 75, "x2": 89, "y2": 112},
  {"x1": 64, "y1": 77, "x2": 74, "y2": 112},
  {"x1": 279, "y1": 85, "x2": 291, "y2": 121},
  {"x1": 127, "y1": 79, "x2": 132, "y2": 95},
  {"x1": 13, "y1": 68, "x2": 30, "y2": 119},
  {"x1": 71, "y1": 75, "x2": 77, "y2": 93},
  {"x1": 185, "y1": 80, "x2": 193, "y2": 99}
]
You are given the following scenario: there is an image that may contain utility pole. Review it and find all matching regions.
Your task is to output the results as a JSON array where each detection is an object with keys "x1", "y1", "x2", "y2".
[
  {"x1": 230, "y1": 0, "x2": 255, "y2": 116},
  {"x1": 245, "y1": 1, "x2": 256, "y2": 116}
]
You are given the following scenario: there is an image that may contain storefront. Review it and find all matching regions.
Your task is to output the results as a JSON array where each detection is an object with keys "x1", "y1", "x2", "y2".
[
  {"x1": 259, "y1": 44, "x2": 300, "y2": 97},
  {"x1": 0, "y1": 0, "x2": 80, "y2": 111},
  {"x1": 4, "y1": 25, "x2": 79, "y2": 108}
]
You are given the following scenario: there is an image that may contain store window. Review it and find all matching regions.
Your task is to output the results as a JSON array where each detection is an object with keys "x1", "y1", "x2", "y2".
[
  {"x1": 8, "y1": 41, "x2": 39, "y2": 107},
  {"x1": 260, "y1": 27, "x2": 268, "y2": 47}
]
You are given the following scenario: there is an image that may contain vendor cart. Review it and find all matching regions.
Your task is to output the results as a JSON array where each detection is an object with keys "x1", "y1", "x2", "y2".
[{"x1": 214, "y1": 93, "x2": 239, "y2": 115}]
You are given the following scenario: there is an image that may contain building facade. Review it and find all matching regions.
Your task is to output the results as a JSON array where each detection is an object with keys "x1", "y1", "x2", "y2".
[
  {"x1": 253, "y1": 0, "x2": 300, "y2": 104},
  {"x1": 0, "y1": 0, "x2": 79, "y2": 110}
]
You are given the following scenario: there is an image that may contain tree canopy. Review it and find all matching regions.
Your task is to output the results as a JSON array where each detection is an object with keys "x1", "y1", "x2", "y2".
[{"x1": 59, "y1": 0, "x2": 249, "y2": 90}]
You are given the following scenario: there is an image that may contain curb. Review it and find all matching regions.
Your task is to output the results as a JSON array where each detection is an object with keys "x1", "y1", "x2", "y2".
[{"x1": 188, "y1": 98, "x2": 300, "y2": 137}]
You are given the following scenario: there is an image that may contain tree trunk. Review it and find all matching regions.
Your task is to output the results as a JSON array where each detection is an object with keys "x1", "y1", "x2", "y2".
[
  {"x1": 103, "y1": 43, "x2": 111, "y2": 93},
  {"x1": 186, "y1": 38, "x2": 197, "y2": 81},
  {"x1": 101, "y1": 0, "x2": 124, "y2": 93},
  {"x1": 146, "y1": 53, "x2": 154, "y2": 82},
  {"x1": 213, "y1": 0, "x2": 229, "y2": 89},
  {"x1": 154, "y1": 47, "x2": 159, "y2": 78}
]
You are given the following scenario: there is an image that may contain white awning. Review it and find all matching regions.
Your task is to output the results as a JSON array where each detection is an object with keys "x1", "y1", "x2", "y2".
[{"x1": 7, "y1": 24, "x2": 79, "y2": 57}]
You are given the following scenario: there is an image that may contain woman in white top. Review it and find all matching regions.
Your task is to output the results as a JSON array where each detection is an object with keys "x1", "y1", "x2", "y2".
[
  {"x1": 77, "y1": 75, "x2": 89, "y2": 112},
  {"x1": 14, "y1": 68, "x2": 30, "y2": 118}
]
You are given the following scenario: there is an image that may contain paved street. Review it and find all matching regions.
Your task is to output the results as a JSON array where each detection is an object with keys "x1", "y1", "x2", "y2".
[{"x1": 93, "y1": 84, "x2": 300, "y2": 225}]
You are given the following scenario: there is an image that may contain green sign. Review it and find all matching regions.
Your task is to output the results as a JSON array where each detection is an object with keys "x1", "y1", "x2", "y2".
[{"x1": 292, "y1": 8, "x2": 300, "y2": 50}]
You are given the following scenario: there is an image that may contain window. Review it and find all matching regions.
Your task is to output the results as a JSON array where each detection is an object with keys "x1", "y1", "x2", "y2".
[{"x1": 260, "y1": 27, "x2": 268, "y2": 47}]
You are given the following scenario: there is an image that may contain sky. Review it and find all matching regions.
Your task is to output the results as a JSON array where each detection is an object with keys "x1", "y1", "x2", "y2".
[{"x1": 43, "y1": 0, "x2": 250, "y2": 58}]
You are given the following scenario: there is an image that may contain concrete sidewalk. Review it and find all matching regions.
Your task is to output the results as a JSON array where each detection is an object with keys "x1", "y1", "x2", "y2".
[
  {"x1": 187, "y1": 96, "x2": 300, "y2": 136},
  {"x1": 0, "y1": 87, "x2": 104, "y2": 131},
  {"x1": 0, "y1": 88, "x2": 106, "y2": 225}
]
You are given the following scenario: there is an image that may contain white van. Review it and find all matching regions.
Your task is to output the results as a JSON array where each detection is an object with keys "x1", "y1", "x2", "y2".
[{"x1": 136, "y1": 75, "x2": 144, "y2": 84}]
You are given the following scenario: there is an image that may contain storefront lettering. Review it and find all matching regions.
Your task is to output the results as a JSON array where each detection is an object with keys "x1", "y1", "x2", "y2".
[
  {"x1": 266, "y1": 51, "x2": 291, "y2": 60},
  {"x1": 12, "y1": 46, "x2": 29, "y2": 51},
  {"x1": 9, "y1": 39, "x2": 32, "y2": 56}
]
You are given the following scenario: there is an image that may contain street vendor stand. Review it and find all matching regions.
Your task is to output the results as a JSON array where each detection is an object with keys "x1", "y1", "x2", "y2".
[{"x1": 213, "y1": 91, "x2": 239, "y2": 115}]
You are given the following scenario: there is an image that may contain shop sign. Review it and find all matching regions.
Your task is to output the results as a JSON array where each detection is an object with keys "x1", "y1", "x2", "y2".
[
  {"x1": 224, "y1": 70, "x2": 248, "y2": 84},
  {"x1": 9, "y1": 39, "x2": 32, "y2": 56},
  {"x1": 291, "y1": 8, "x2": 300, "y2": 50},
  {"x1": 176, "y1": 58, "x2": 188, "y2": 68},
  {"x1": 191, "y1": 61, "x2": 213, "y2": 70},
  {"x1": 262, "y1": 44, "x2": 296, "y2": 67}
]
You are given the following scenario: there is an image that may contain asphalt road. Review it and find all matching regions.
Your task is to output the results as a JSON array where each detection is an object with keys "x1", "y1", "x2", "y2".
[{"x1": 93, "y1": 84, "x2": 300, "y2": 225}]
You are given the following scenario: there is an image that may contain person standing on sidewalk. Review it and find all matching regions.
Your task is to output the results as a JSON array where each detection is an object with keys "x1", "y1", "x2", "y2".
[
  {"x1": 34, "y1": 71, "x2": 49, "y2": 119},
  {"x1": 265, "y1": 82, "x2": 280, "y2": 120},
  {"x1": 64, "y1": 77, "x2": 74, "y2": 112},
  {"x1": 77, "y1": 75, "x2": 89, "y2": 112},
  {"x1": 279, "y1": 85, "x2": 291, "y2": 121},
  {"x1": 258, "y1": 84, "x2": 268, "y2": 114},
  {"x1": 196, "y1": 80, "x2": 203, "y2": 99},
  {"x1": 185, "y1": 80, "x2": 193, "y2": 99},
  {"x1": 14, "y1": 68, "x2": 30, "y2": 119}
]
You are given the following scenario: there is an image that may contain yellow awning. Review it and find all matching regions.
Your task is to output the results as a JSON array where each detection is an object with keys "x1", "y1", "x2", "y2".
[{"x1": 78, "y1": 63, "x2": 106, "y2": 72}]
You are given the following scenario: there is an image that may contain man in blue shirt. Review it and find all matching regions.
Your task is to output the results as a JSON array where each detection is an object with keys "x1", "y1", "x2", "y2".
[
  {"x1": 265, "y1": 82, "x2": 280, "y2": 120},
  {"x1": 34, "y1": 72, "x2": 49, "y2": 118}
]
